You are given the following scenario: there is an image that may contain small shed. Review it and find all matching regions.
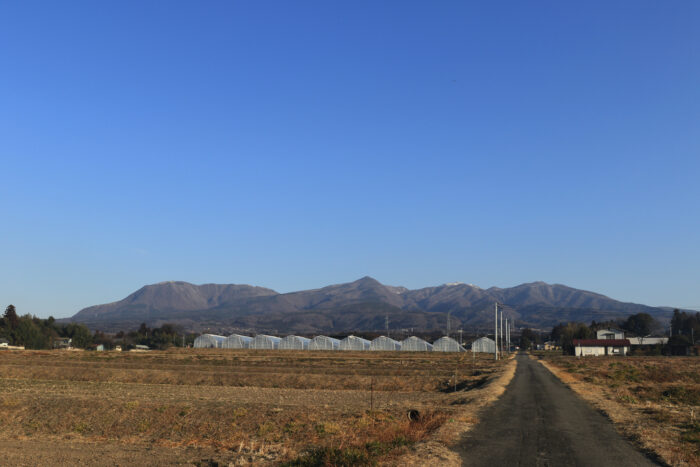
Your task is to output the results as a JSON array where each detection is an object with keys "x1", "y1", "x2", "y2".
[
  {"x1": 223, "y1": 334, "x2": 253, "y2": 349},
  {"x1": 433, "y1": 336, "x2": 466, "y2": 352},
  {"x1": 250, "y1": 334, "x2": 282, "y2": 350},
  {"x1": 470, "y1": 337, "x2": 495, "y2": 353},
  {"x1": 339, "y1": 335, "x2": 371, "y2": 351},
  {"x1": 400, "y1": 336, "x2": 433, "y2": 351},
  {"x1": 370, "y1": 336, "x2": 402, "y2": 351},
  {"x1": 279, "y1": 335, "x2": 311, "y2": 350},
  {"x1": 309, "y1": 335, "x2": 340, "y2": 351},
  {"x1": 193, "y1": 334, "x2": 226, "y2": 349}
]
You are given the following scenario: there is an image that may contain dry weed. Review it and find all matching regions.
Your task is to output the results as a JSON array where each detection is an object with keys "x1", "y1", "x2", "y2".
[{"x1": 538, "y1": 355, "x2": 699, "y2": 467}]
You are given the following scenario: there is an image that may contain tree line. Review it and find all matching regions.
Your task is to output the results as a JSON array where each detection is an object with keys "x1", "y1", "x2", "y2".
[
  {"x1": 0, "y1": 305, "x2": 93, "y2": 349},
  {"x1": 1, "y1": 305, "x2": 194, "y2": 350},
  {"x1": 519, "y1": 310, "x2": 699, "y2": 355}
]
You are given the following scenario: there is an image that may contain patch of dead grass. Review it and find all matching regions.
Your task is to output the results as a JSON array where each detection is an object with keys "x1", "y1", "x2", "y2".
[
  {"x1": 537, "y1": 355, "x2": 699, "y2": 467},
  {"x1": 391, "y1": 354, "x2": 518, "y2": 466},
  {"x1": 0, "y1": 349, "x2": 510, "y2": 465}
]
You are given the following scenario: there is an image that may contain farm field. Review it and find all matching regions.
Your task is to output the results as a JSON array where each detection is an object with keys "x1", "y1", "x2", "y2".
[
  {"x1": 0, "y1": 348, "x2": 510, "y2": 466},
  {"x1": 537, "y1": 355, "x2": 700, "y2": 467}
]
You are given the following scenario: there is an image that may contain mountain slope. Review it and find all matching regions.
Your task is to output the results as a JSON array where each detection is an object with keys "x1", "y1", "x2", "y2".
[
  {"x1": 72, "y1": 281, "x2": 278, "y2": 321},
  {"x1": 68, "y1": 278, "x2": 672, "y2": 333}
]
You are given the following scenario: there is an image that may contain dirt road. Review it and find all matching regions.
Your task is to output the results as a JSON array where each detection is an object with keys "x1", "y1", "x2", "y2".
[{"x1": 458, "y1": 354, "x2": 659, "y2": 466}]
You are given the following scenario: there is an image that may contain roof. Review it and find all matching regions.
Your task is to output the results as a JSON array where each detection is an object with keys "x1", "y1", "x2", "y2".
[
  {"x1": 574, "y1": 339, "x2": 630, "y2": 346},
  {"x1": 629, "y1": 337, "x2": 668, "y2": 345}
]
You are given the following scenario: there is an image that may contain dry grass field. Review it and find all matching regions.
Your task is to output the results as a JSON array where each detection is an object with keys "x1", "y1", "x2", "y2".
[
  {"x1": 537, "y1": 354, "x2": 700, "y2": 467},
  {"x1": 0, "y1": 348, "x2": 509, "y2": 466}
]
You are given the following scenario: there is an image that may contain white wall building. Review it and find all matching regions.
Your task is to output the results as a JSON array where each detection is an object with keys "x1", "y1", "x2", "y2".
[
  {"x1": 574, "y1": 339, "x2": 630, "y2": 356},
  {"x1": 596, "y1": 329, "x2": 625, "y2": 340}
]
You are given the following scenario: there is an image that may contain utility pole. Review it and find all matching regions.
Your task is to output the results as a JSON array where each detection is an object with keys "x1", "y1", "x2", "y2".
[
  {"x1": 508, "y1": 320, "x2": 511, "y2": 353},
  {"x1": 494, "y1": 302, "x2": 499, "y2": 360},
  {"x1": 447, "y1": 310, "x2": 451, "y2": 337},
  {"x1": 385, "y1": 314, "x2": 389, "y2": 338},
  {"x1": 506, "y1": 318, "x2": 510, "y2": 355},
  {"x1": 500, "y1": 308, "x2": 504, "y2": 356},
  {"x1": 508, "y1": 319, "x2": 511, "y2": 353},
  {"x1": 459, "y1": 329, "x2": 463, "y2": 346}
]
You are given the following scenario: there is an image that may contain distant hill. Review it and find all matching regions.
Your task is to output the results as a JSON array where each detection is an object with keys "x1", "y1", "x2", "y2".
[{"x1": 67, "y1": 277, "x2": 673, "y2": 333}]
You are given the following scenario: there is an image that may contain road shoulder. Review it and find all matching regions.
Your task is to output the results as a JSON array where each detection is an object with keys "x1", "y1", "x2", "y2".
[
  {"x1": 393, "y1": 354, "x2": 518, "y2": 466},
  {"x1": 536, "y1": 356, "x2": 678, "y2": 466}
]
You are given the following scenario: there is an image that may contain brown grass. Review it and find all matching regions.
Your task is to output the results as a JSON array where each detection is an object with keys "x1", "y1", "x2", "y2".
[
  {"x1": 392, "y1": 354, "x2": 518, "y2": 466},
  {"x1": 536, "y1": 354, "x2": 700, "y2": 467},
  {"x1": 0, "y1": 349, "x2": 509, "y2": 465}
]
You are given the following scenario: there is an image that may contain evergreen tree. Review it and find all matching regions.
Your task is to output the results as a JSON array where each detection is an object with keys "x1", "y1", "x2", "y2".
[{"x1": 3, "y1": 304, "x2": 19, "y2": 330}]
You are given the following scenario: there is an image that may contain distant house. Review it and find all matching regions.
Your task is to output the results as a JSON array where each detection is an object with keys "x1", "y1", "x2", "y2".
[
  {"x1": 596, "y1": 329, "x2": 625, "y2": 340},
  {"x1": 96, "y1": 344, "x2": 105, "y2": 351},
  {"x1": 114, "y1": 345, "x2": 122, "y2": 352},
  {"x1": 0, "y1": 338, "x2": 9, "y2": 348},
  {"x1": 543, "y1": 341, "x2": 559, "y2": 351},
  {"x1": 574, "y1": 339, "x2": 630, "y2": 357},
  {"x1": 53, "y1": 337, "x2": 72, "y2": 349},
  {"x1": 130, "y1": 344, "x2": 150, "y2": 352}
]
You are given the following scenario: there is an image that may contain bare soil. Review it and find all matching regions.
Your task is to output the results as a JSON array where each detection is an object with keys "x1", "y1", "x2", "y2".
[{"x1": 0, "y1": 348, "x2": 509, "y2": 465}]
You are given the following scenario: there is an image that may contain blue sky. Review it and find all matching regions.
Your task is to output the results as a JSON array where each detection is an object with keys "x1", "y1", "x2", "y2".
[{"x1": 1, "y1": 1, "x2": 698, "y2": 318}]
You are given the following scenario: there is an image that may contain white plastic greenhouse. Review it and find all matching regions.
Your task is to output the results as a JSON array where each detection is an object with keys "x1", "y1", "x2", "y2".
[
  {"x1": 432, "y1": 336, "x2": 466, "y2": 352},
  {"x1": 250, "y1": 334, "x2": 282, "y2": 350},
  {"x1": 400, "y1": 336, "x2": 433, "y2": 351},
  {"x1": 339, "y1": 335, "x2": 371, "y2": 351},
  {"x1": 471, "y1": 336, "x2": 496, "y2": 353},
  {"x1": 193, "y1": 332, "x2": 479, "y2": 353},
  {"x1": 222, "y1": 334, "x2": 253, "y2": 349},
  {"x1": 308, "y1": 335, "x2": 340, "y2": 350},
  {"x1": 370, "y1": 336, "x2": 402, "y2": 351},
  {"x1": 279, "y1": 335, "x2": 311, "y2": 350},
  {"x1": 193, "y1": 334, "x2": 226, "y2": 348}
]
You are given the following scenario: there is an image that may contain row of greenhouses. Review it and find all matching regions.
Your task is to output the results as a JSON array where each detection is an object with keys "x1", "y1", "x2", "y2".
[{"x1": 193, "y1": 333, "x2": 496, "y2": 352}]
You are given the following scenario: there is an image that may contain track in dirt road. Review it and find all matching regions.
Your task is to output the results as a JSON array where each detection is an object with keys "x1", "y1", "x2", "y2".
[{"x1": 459, "y1": 353, "x2": 659, "y2": 467}]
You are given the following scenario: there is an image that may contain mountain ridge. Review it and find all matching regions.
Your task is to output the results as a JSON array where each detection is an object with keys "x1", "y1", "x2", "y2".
[{"x1": 67, "y1": 277, "x2": 673, "y2": 333}]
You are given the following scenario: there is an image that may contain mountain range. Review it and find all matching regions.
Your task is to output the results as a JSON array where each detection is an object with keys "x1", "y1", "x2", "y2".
[{"x1": 67, "y1": 277, "x2": 673, "y2": 334}]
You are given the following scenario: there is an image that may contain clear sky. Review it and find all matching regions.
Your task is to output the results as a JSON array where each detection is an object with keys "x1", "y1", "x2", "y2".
[{"x1": 1, "y1": 1, "x2": 698, "y2": 318}]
